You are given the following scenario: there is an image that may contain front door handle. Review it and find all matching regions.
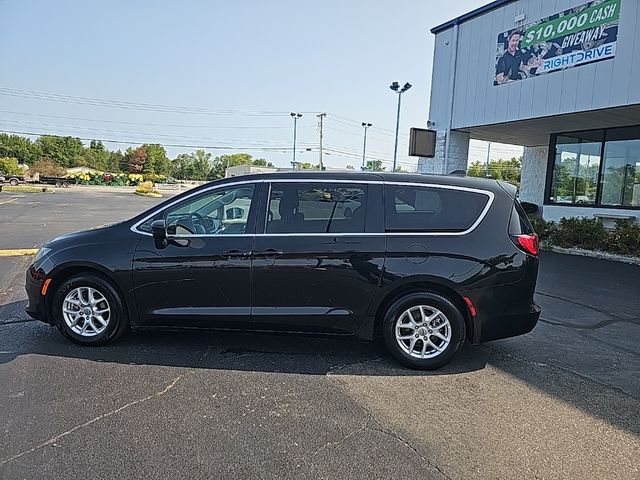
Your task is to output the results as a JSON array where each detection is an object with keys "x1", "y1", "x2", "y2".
[
  {"x1": 221, "y1": 249, "x2": 251, "y2": 258},
  {"x1": 253, "y1": 248, "x2": 284, "y2": 258}
]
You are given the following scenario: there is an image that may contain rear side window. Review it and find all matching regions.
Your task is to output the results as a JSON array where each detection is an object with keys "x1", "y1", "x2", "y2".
[
  {"x1": 384, "y1": 185, "x2": 490, "y2": 232},
  {"x1": 267, "y1": 183, "x2": 367, "y2": 234},
  {"x1": 509, "y1": 200, "x2": 534, "y2": 235}
]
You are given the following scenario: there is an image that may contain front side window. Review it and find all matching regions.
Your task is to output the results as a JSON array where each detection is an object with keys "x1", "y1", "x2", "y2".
[
  {"x1": 157, "y1": 184, "x2": 255, "y2": 235},
  {"x1": 384, "y1": 185, "x2": 489, "y2": 232},
  {"x1": 266, "y1": 183, "x2": 367, "y2": 234}
]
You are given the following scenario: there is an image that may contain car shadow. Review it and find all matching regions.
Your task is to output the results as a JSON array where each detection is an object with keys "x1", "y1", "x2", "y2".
[
  {"x1": 3, "y1": 295, "x2": 639, "y2": 439},
  {"x1": 0, "y1": 299, "x2": 489, "y2": 376}
]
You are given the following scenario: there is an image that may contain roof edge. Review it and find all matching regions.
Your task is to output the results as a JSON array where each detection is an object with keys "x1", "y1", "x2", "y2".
[{"x1": 431, "y1": 0, "x2": 517, "y2": 34}]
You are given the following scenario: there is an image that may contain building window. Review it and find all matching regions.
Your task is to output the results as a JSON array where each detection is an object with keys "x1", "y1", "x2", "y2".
[
  {"x1": 547, "y1": 126, "x2": 640, "y2": 209},
  {"x1": 549, "y1": 131, "x2": 602, "y2": 205},
  {"x1": 599, "y1": 127, "x2": 640, "y2": 208}
]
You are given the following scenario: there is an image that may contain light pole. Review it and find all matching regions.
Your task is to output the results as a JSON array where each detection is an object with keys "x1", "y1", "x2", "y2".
[
  {"x1": 290, "y1": 112, "x2": 302, "y2": 170},
  {"x1": 390, "y1": 81, "x2": 412, "y2": 172},
  {"x1": 485, "y1": 141, "x2": 491, "y2": 178},
  {"x1": 361, "y1": 122, "x2": 372, "y2": 170}
]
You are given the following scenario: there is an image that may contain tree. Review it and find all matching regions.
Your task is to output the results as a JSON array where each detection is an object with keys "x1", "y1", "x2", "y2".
[
  {"x1": 252, "y1": 158, "x2": 273, "y2": 167},
  {"x1": 468, "y1": 157, "x2": 522, "y2": 184},
  {"x1": 296, "y1": 162, "x2": 316, "y2": 170},
  {"x1": 83, "y1": 140, "x2": 110, "y2": 170},
  {"x1": 126, "y1": 146, "x2": 148, "y2": 173},
  {"x1": 209, "y1": 153, "x2": 274, "y2": 180},
  {"x1": 143, "y1": 144, "x2": 171, "y2": 176},
  {"x1": 366, "y1": 160, "x2": 385, "y2": 171},
  {"x1": 0, "y1": 134, "x2": 41, "y2": 164},
  {"x1": 30, "y1": 157, "x2": 66, "y2": 177},
  {"x1": 35, "y1": 135, "x2": 84, "y2": 168},
  {"x1": 192, "y1": 150, "x2": 213, "y2": 180},
  {"x1": 107, "y1": 150, "x2": 125, "y2": 173},
  {"x1": 171, "y1": 153, "x2": 195, "y2": 180},
  {"x1": 0, "y1": 157, "x2": 23, "y2": 176}
]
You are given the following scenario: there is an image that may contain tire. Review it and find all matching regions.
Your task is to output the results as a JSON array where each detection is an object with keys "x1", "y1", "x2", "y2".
[
  {"x1": 55, "y1": 181, "x2": 62, "y2": 188},
  {"x1": 51, "y1": 274, "x2": 129, "y2": 346},
  {"x1": 382, "y1": 292, "x2": 466, "y2": 370},
  {"x1": 62, "y1": 181, "x2": 70, "y2": 188},
  {"x1": 9, "y1": 178, "x2": 18, "y2": 186}
]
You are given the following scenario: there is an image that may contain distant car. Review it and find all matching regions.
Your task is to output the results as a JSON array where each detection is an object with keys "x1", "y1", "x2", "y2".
[
  {"x1": 25, "y1": 172, "x2": 540, "y2": 370},
  {"x1": 2, "y1": 175, "x2": 22, "y2": 186}
]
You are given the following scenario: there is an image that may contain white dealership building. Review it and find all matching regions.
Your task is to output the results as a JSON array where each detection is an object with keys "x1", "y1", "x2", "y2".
[{"x1": 419, "y1": 0, "x2": 639, "y2": 224}]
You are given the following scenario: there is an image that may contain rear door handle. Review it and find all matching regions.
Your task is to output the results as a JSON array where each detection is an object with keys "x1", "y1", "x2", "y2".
[
  {"x1": 253, "y1": 248, "x2": 284, "y2": 258},
  {"x1": 221, "y1": 249, "x2": 251, "y2": 258}
]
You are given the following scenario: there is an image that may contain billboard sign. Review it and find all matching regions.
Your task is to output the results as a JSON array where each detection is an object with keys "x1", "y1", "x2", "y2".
[{"x1": 494, "y1": 0, "x2": 620, "y2": 86}]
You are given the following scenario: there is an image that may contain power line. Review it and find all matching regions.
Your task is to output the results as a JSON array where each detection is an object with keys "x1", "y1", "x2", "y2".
[
  {"x1": 0, "y1": 87, "x2": 313, "y2": 117},
  {"x1": 0, "y1": 110, "x2": 315, "y2": 130},
  {"x1": 0, "y1": 128, "x2": 309, "y2": 152},
  {"x1": 0, "y1": 119, "x2": 317, "y2": 147}
]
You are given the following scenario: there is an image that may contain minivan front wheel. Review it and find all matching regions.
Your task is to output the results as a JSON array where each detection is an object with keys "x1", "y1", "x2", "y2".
[
  {"x1": 51, "y1": 274, "x2": 129, "y2": 346},
  {"x1": 382, "y1": 292, "x2": 465, "y2": 370}
]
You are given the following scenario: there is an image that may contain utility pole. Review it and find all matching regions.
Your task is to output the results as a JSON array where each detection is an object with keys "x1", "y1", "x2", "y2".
[
  {"x1": 485, "y1": 141, "x2": 491, "y2": 178},
  {"x1": 317, "y1": 113, "x2": 326, "y2": 170},
  {"x1": 361, "y1": 122, "x2": 372, "y2": 170},
  {"x1": 290, "y1": 112, "x2": 302, "y2": 171}
]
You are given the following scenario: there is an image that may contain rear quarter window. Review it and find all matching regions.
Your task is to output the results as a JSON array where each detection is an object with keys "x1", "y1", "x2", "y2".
[
  {"x1": 509, "y1": 200, "x2": 535, "y2": 235},
  {"x1": 384, "y1": 185, "x2": 490, "y2": 233}
]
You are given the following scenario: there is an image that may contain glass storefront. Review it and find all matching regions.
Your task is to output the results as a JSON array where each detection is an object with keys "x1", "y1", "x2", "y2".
[{"x1": 548, "y1": 126, "x2": 640, "y2": 208}]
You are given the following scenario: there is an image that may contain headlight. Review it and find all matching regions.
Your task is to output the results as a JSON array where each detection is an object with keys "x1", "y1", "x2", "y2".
[{"x1": 34, "y1": 247, "x2": 52, "y2": 262}]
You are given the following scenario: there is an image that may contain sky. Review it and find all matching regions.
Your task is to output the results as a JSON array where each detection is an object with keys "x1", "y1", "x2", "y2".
[{"x1": 0, "y1": 0, "x2": 523, "y2": 171}]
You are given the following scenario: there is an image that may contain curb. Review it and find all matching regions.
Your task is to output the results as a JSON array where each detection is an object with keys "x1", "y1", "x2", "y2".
[
  {"x1": 550, "y1": 246, "x2": 640, "y2": 266},
  {"x1": 0, "y1": 249, "x2": 38, "y2": 257}
]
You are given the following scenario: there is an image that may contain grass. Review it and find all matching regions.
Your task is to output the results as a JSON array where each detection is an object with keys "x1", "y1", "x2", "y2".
[{"x1": 2, "y1": 185, "x2": 54, "y2": 193}]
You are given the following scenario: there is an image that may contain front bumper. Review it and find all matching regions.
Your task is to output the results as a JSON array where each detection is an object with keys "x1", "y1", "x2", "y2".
[{"x1": 25, "y1": 265, "x2": 49, "y2": 324}]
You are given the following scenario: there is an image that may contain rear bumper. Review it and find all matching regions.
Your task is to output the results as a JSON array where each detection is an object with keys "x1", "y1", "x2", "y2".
[{"x1": 475, "y1": 302, "x2": 540, "y2": 343}]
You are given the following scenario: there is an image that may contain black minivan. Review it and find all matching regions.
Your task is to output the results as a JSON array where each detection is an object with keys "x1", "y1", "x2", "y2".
[{"x1": 26, "y1": 172, "x2": 540, "y2": 369}]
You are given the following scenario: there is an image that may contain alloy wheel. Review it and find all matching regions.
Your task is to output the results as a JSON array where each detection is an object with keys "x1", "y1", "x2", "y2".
[
  {"x1": 62, "y1": 287, "x2": 111, "y2": 337},
  {"x1": 395, "y1": 305, "x2": 452, "y2": 359}
]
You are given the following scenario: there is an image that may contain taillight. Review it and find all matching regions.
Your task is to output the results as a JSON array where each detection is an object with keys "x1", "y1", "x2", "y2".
[{"x1": 513, "y1": 233, "x2": 539, "y2": 256}]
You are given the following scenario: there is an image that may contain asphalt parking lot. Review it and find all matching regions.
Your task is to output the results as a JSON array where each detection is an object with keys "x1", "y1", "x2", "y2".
[{"x1": 1, "y1": 188, "x2": 639, "y2": 479}]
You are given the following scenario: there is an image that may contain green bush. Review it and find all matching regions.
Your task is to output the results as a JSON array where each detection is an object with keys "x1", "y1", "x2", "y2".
[
  {"x1": 552, "y1": 217, "x2": 608, "y2": 251},
  {"x1": 605, "y1": 220, "x2": 640, "y2": 256},
  {"x1": 529, "y1": 217, "x2": 556, "y2": 242},
  {"x1": 135, "y1": 181, "x2": 154, "y2": 194},
  {"x1": 526, "y1": 215, "x2": 640, "y2": 257}
]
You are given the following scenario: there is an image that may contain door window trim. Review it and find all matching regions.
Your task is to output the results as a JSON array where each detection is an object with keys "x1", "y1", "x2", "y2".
[{"x1": 130, "y1": 178, "x2": 495, "y2": 237}]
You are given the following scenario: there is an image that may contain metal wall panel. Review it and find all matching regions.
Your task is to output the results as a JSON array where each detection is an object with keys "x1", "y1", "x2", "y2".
[{"x1": 429, "y1": 0, "x2": 638, "y2": 131}]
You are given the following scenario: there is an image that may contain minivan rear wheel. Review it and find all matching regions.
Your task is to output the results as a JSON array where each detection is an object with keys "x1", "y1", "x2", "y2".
[{"x1": 382, "y1": 292, "x2": 465, "y2": 370}]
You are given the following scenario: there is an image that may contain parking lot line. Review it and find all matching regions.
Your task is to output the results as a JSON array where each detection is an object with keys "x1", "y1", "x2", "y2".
[
  {"x1": 0, "y1": 198, "x2": 18, "y2": 205},
  {"x1": 0, "y1": 249, "x2": 38, "y2": 256}
]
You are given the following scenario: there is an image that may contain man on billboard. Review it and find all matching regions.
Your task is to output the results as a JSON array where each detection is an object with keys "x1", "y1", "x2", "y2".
[{"x1": 495, "y1": 30, "x2": 523, "y2": 84}]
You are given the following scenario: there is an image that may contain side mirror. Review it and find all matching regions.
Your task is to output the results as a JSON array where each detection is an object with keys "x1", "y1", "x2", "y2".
[
  {"x1": 226, "y1": 207, "x2": 245, "y2": 220},
  {"x1": 151, "y1": 219, "x2": 168, "y2": 249}
]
